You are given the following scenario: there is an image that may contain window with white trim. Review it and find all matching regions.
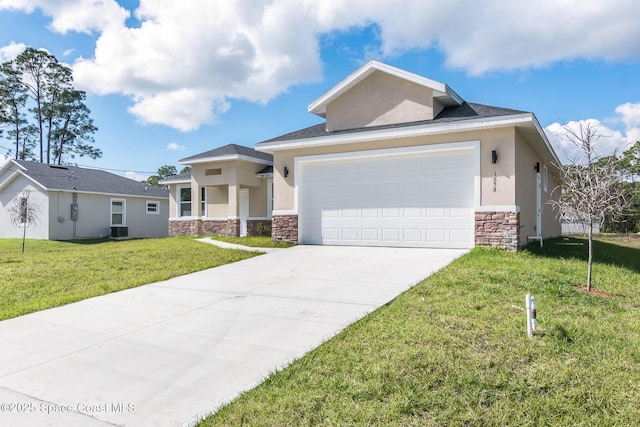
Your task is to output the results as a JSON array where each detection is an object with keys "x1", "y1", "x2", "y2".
[
  {"x1": 201, "y1": 187, "x2": 207, "y2": 217},
  {"x1": 19, "y1": 197, "x2": 28, "y2": 226},
  {"x1": 178, "y1": 187, "x2": 191, "y2": 217},
  {"x1": 111, "y1": 199, "x2": 126, "y2": 226},
  {"x1": 146, "y1": 200, "x2": 159, "y2": 214},
  {"x1": 543, "y1": 165, "x2": 548, "y2": 192}
]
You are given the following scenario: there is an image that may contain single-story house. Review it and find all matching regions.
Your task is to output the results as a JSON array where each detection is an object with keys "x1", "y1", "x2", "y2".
[
  {"x1": 0, "y1": 157, "x2": 169, "y2": 240},
  {"x1": 159, "y1": 144, "x2": 273, "y2": 237},
  {"x1": 165, "y1": 60, "x2": 562, "y2": 250}
]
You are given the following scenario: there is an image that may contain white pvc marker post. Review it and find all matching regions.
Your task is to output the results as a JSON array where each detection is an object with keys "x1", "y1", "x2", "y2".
[
  {"x1": 531, "y1": 296, "x2": 537, "y2": 331},
  {"x1": 526, "y1": 293, "x2": 533, "y2": 338}
]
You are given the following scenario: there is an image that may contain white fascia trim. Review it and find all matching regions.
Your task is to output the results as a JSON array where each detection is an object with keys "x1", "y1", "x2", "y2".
[
  {"x1": 531, "y1": 113, "x2": 562, "y2": 166},
  {"x1": 476, "y1": 205, "x2": 521, "y2": 213},
  {"x1": 179, "y1": 154, "x2": 272, "y2": 166},
  {"x1": 255, "y1": 172, "x2": 274, "y2": 178},
  {"x1": 272, "y1": 210, "x2": 298, "y2": 216},
  {"x1": 257, "y1": 113, "x2": 534, "y2": 153},
  {"x1": 308, "y1": 60, "x2": 462, "y2": 116},
  {"x1": 0, "y1": 170, "x2": 47, "y2": 192},
  {"x1": 158, "y1": 179, "x2": 190, "y2": 185},
  {"x1": 48, "y1": 189, "x2": 169, "y2": 200},
  {"x1": 294, "y1": 140, "x2": 481, "y2": 215}
]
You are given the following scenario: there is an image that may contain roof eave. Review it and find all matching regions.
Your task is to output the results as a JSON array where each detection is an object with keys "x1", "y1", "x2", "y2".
[
  {"x1": 179, "y1": 154, "x2": 272, "y2": 166},
  {"x1": 48, "y1": 188, "x2": 169, "y2": 199},
  {"x1": 256, "y1": 113, "x2": 537, "y2": 153},
  {"x1": 158, "y1": 178, "x2": 191, "y2": 185},
  {"x1": 0, "y1": 169, "x2": 48, "y2": 192}
]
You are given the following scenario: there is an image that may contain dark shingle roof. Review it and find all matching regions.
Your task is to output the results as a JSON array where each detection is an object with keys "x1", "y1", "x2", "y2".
[
  {"x1": 257, "y1": 165, "x2": 273, "y2": 175},
  {"x1": 258, "y1": 102, "x2": 529, "y2": 144},
  {"x1": 159, "y1": 171, "x2": 192, "y2": 183},
  {"x1": 180, "y1": 143, "x2": 272, "y2": 163},
  {"x1": 13, "y1": 160, "x2": 169, "y2": 198}
]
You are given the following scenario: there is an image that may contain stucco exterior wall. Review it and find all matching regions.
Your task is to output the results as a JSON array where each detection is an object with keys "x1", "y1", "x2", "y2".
[
  {"x1": 543, "y1": 169, "x2": 562, "y2": 237},
  {"x1": 0, "y1": 176, "x2": 49, "y2": 239},
  {"x1": 272, "y1": 127, "x2": 517, "y2": 211},
  {"x1": 514, "y1": 130, "x2": 561, "y2": 242},
  {"x1": 48, "y1": 192, "x2": 168, "y2": 239},
  {"x1": 326, "y1": 71, "x2": 436, "y2": 131},
  {"x1": 183, "y1": 160, "x2": 269, "y2": 221},
  {"x1": 207, "y1": 185, "x2": 228, "y2": 218},
  {"x1": 248, "y1": 178, "x2": 269, "y2": 218},
  {"x1": 514, "y1": 131, "x2": 539, "y2": 242}
]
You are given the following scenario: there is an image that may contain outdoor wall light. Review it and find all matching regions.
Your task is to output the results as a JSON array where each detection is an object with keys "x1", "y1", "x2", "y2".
[
  {"x1": 284, "y1": 166, "x2": 289, "y2": 177},
  {"x1": 491, "y1": 150, "x2": 498, "y2": 164},
  {"x1": 534, "y1": 162, "x2": 540, "y2": 173}
]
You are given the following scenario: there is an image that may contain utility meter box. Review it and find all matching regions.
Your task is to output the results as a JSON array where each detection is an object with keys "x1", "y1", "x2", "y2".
[{"x1": 70, "y1": 203, "x2": 79, "y2": 220}]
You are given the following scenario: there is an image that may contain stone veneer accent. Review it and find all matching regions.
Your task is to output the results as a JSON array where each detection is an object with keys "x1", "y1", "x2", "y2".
[
  {"x1": 169, "y1": 219, "x2": 239, "y2": 237},
  {"x1": 272, "y1": 215, "x2": 298, "y2": 243},
  {"x1": 475, "y1": 211, "x2": 520, "y2": 251}
]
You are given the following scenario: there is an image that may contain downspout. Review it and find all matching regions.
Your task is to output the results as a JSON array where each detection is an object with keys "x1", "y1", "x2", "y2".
[{"x1": 72, "y1": 192, "x2": 78, "y2": 240}]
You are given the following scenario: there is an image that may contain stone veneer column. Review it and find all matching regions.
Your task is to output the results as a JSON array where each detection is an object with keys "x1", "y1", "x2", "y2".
[
  {"x1": 475, "y1": 211, "x2": 520, "y2": 251},
  {"x1": 169, "y1": 219, "x2": 202, "y2": 236},
  {"x1": 271, "y1": 215, "x2": 298, "y2": 243}
]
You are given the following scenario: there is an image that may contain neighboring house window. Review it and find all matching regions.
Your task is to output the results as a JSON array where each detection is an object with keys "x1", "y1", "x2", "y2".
[
  {"x1": 178, "y1": 187, "x2": 191, "y2": 217},
  {"x1": 543, "y1": 165, "x2": 548, "y2": 192},
  {"x1": 201, "y1": 187, "x2": 207, "y2": 217},
  {"x1": 146, "y1": 201, "x2": 159, "y2": 214},
  {"x1": 111, "y1": 199, "x2": 126, "y2": 226},
  {"x1": 19, "y1": 197, "x2": 28, "y2": 226}
]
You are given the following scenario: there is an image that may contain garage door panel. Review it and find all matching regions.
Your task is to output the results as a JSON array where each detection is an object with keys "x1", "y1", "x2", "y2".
[
  {"x1": 300, "y1": 149, "x2": 475, "y2": 248},
  {"x1": 427, "y1": 155, "x2": 447, "y2": 169}
]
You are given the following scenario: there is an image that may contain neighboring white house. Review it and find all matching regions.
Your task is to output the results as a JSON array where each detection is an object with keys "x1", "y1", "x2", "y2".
[{"x1": 0, "y1": 157, "x2": 169, "y2": 240}]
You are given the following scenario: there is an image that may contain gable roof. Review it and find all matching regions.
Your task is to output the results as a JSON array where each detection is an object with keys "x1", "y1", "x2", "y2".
[
  {"x1": 1, "y1": 160, "x2": 168, "y2": 198},
  {"x1": 179, "y1": 143, "x2": 273, "y2": 165},
  {"x1": 308, "y1": 60, "x2": 463, "y2": 117}
]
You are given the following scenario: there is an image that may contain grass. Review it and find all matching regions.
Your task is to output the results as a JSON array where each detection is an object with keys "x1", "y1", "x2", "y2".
[
  {"x1": 206, "y1": 235, "x2": 294, "y2": 248},
  {"x1": 0, "y1": 237, "x2": 259, "y2": 321},
  {"x1": 200, "y1": 236, "x2": 640, "y2": 426}
]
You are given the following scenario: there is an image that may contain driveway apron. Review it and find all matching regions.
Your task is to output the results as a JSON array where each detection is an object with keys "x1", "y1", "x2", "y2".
[{"x1": 0, "y1": 245, "x2": 467, "y2": 426}]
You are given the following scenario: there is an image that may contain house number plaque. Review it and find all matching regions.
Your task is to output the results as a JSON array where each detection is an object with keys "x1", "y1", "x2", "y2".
[{"x1": 493, "y1": 171, "x2": 497, "y2": 192}]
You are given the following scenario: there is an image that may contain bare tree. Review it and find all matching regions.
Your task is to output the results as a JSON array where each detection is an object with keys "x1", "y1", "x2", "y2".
[
  {"x1": 8, "y1": 189, "x2": 41, "y2": 254},
  {"x1": 549, "y1": 123, "x2": 627, "y2": 292}
]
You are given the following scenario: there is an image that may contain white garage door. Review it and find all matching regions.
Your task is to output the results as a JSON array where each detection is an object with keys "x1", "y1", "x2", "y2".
[{"x1": 299, "y1": 148, "x2": 475, "y2": 248}]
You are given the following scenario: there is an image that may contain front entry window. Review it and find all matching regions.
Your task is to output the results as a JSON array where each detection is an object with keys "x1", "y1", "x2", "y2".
[{"x1": 179, "y1": 187, "x2": 191, "y2": 217}]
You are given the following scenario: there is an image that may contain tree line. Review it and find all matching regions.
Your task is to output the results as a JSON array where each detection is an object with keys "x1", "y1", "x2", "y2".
[
  {"x1": 0, "y1": 47, "x2": 100, "y2": 164},
  {"x1": 601, "y1": 139, "x2": 640, "y2": 233}
]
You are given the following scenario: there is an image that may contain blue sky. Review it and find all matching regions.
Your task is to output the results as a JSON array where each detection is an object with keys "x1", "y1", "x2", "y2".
[{"x1": 1, "y1": 0, "x2": 639, "y2": 179}]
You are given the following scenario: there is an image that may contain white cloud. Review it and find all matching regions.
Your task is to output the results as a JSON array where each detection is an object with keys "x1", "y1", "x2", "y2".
[
  {"x1": 166, "y1": 142, "x2": 185, "y2": 151},
  {"x1": 125, "y1": 171, "x2": 148, "y2": 182},
  {"x1": 0, "y1": 42, "x2": 27, "y2": 62},
  {"x1": 545, "y1": 104, "x2": 640, "y2": 164},
  {"x1": 0, "y1": 0, "x2": 128, "y2": 33},
  {"x1": 615, "y1": 103, "x2": 640, "y2": 144},
  {"x1": 8, "y1": 0, "x2": 640, "y2": 130}
]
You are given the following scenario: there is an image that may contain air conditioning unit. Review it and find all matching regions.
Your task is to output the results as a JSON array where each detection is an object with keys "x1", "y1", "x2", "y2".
[{"x1": 110, "y1": 226, "x2": 129, "y2": 238}]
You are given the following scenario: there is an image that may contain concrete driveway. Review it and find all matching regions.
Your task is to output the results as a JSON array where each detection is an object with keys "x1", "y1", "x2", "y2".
[{"x1": 0, "y1": 245, "x2": 467, "y2": 426}]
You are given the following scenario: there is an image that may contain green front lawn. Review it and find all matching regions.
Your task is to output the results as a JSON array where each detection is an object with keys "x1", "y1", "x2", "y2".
[
  {"x1": 201, "y1": 236, "x2": 640, "y2": 426},
  {"x1": 0, "y1": 237, "x2": 259, "y2": 321}
]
